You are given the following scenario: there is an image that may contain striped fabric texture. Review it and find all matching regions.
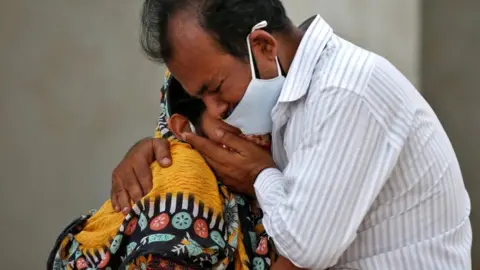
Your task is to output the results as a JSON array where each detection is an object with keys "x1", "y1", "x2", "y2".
[{"x1": 254, "y1": 15, "x2": 472, "y2": 269}]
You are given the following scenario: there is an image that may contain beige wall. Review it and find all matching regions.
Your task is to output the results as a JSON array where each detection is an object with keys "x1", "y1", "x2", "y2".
[
  {"x1": 0, "y1": 1, "x2": 162, "y2": 268},
  {"x1": 0, "y1": 1, "x2": 420, "y2": 268},
  {"x1": 284, "y1": 0, "x2": 421, "y2": 87}
]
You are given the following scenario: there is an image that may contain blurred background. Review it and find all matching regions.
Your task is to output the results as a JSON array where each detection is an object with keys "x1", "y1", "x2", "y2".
[{"x1": 0, "y1": 0, "x2": 478, "y2": 268}]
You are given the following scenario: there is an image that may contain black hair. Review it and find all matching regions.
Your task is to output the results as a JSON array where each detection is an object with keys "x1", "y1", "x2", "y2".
[
  {"x1": 166, "y1": 77, "x2": 206, "y2": 128},
  {"x1": 141, "y1": 0, "x2": 293, "y2": 63}
]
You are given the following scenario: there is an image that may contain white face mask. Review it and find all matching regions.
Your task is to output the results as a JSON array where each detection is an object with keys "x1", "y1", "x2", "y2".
[{"x1": 224, "y1": 21, "x2": 285, "y2": 135}]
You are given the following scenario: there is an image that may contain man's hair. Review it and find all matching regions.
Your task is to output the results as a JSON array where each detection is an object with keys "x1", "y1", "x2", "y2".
[
  {"x1": 141, "y1": 0, "x2": 293, "y2": 63},
  {"x1": 167, "y1": 77, "x2": 206, "y2": 128}
]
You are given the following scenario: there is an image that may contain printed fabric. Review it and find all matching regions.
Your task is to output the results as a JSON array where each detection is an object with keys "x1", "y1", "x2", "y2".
[{"x1": 47, "y1": 188, "x2": 274, "y2": 269}]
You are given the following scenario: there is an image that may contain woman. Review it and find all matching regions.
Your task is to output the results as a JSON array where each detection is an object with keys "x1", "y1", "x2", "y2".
[{"x1": 47, "y1": 71, "x2": 298, "y2": 270}]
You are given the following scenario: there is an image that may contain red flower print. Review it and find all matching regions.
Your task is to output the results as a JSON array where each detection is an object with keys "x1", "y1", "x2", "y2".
[
  {"x1": 193, "y1": 219, "x2": 209, "y2": 239},
  {"x1": 125, "y1": 217, "x2": 138, "y2": 236},
  {"x1": 150, "y1": 213, "x2": 170, "y2": 231},
  {"x1": 97, "y1": 252, "x2": 110, "y2": 268},
  {"x1": 256, "y1": 237, "x2": 269, "y2": 255}
]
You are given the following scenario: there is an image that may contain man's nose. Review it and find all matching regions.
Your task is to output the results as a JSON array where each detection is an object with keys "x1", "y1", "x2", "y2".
[{"x1": 203, "y1": 95, "x2": 229, "y2": 119}]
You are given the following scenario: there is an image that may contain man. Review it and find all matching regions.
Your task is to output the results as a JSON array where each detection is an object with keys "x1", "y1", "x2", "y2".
[
  {"x1": 48, "y1": 72, "x2": 298, "y2": 269},
  {"x1": 113, "y1": 1, "x2": 472, "y2": 269}
]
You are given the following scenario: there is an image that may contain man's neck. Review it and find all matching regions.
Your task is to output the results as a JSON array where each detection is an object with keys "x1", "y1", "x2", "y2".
[
  {"x1": 298, "y1": 15, "x2": 317, "y2": 32},
  {"x1": 274, "y1": 15, "x2": 317, "y2": 74}
]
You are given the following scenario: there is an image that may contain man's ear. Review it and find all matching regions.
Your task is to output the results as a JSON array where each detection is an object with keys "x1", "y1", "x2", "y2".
[
  {"x1": 249, "y1": 30, "x2": 278, "y2": 79},
  {"x1": 168, "y1": 114, "x2": 193, "y2": 138}
]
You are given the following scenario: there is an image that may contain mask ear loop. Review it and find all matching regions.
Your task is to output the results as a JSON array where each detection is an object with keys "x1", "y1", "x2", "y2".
[
  {"x1": 246, "y1": 21, "x2": 282, "y2": 78},
  {"x1": 188, "y1": 121, "x2": 197, "y2": 135},
  {"x1": 274, "y1": 56, "x2": 282, "y2": 77},
  {"x1": 246, "y1": 21, "x2": 268, "y2": 79}
]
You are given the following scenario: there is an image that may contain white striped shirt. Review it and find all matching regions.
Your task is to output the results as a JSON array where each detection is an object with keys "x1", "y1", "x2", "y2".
[{"x1": 254, "y1": 15, "x2": 472, "y2": 269}]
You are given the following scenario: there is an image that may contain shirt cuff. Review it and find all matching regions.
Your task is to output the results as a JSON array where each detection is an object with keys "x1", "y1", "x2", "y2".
[{"x1": 254, "y1": 168, "x2": 285, "y2": 209}]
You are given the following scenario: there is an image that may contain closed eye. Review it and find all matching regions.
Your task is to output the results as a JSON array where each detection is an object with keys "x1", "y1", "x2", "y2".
[
  {"x1": 208, "y1": 80, "x2": 224, "y2": 95},
  {"x1": 208, "y1": 86, "x2": 220, "y2": 94}
]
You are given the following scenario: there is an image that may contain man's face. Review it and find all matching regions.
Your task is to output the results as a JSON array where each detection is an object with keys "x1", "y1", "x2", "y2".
[
  {"x1": 166, "y1": 14, "x2": 280, "y2": 122},
  {"x1": 167, "y1": 16, "x2": 250, "y2": 120}
]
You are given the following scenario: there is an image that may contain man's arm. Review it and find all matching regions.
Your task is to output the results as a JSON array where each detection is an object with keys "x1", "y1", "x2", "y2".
[{"x1": 254, "y1": 90, "x2": 400, "y2": 268}]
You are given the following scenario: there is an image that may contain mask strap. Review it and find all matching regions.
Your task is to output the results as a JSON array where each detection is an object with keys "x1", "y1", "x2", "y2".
[
  {"x1": 274, "y1": 56, "x2": 282, "y2": 77},
  {"x1": 246, "y1": 20, "x2": 268, "y2": 79},
  {"x1": 188, "y1": 121, "x2": 196, "y2": 135}
]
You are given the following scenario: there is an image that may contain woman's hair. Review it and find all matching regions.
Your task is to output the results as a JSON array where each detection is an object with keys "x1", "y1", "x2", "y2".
[{"x1": 166, "y1": 77, "x2": 206, "y2": 127}]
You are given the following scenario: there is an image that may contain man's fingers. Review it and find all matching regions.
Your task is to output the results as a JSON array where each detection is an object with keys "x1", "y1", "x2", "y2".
[
  {"x1": 116, "y1": 167, "x2": 143, "y2": 206},
  {"x1": 133, "y1": 160, "x2": 153, "y2": 195},
  {"x1": 208, "y1": 128, "x2": 251, "y2": 155},
  {"x1": 203, "y1": 155, "x2": 229, "y2": 172},
  {"x1": 182, "y1": 132, "x2": 213, "y2": 149},
  {"x1": 114, "y1": 186, "x2": 131, "y2": 214},
  {"x1": 183, "y1": 132, "x2": 235, "y2": 161},
  {"x1": 203, "y1": 155, "x2": 234, "y2": 184},
  {"x1": 110, "y1": 187, "x2": 119, "y2": 212},
  {"x1": 111, "y1": 169, "x2": 124, "y2": 212},
  {"x1": 126, "y1": 182, "x2": 144, "y2": 204},
  {"x1": 152, "y1": 138, "x2": 172, "y2": 167},
  {"x1": 111, "y1": 172, "x2": 131, "y2": 213}
]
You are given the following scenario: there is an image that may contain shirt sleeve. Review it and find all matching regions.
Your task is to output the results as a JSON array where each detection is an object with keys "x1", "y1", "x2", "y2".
[{"x1": 254, "y1": 89, "x2": 400, "y2": 269}]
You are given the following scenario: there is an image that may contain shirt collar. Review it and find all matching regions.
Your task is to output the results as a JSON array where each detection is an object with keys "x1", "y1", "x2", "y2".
[{"x1": 277, "y1": 15, "x2": 333, "y2": 103}]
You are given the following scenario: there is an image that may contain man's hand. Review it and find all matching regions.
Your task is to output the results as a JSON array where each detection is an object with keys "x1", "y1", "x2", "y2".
[
  {"x1": 111, "y1": 137, "x2": 172, "y2": 213},
  {"x1": 182, "y1": 127, "x2": 276, "y2": 197}
]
